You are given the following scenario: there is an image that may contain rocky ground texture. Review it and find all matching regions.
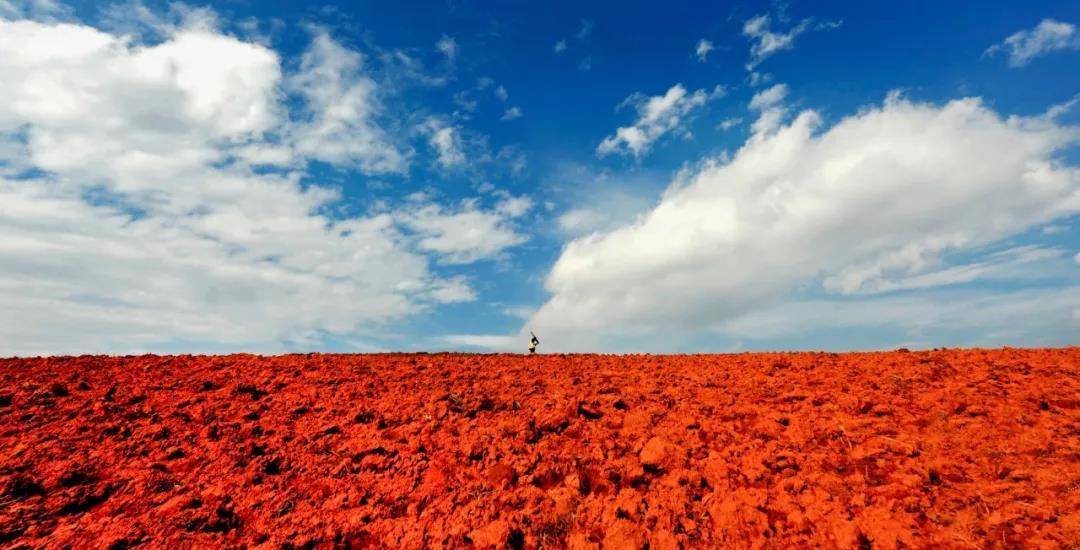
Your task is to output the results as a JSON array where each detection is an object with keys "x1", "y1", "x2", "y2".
[{"x1": 1, "y1": 349, "x2": 1078, "y2": 548}]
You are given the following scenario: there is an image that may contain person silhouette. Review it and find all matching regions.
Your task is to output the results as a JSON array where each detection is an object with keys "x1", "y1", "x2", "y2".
[{"x1": 528, "y1": 332, "x2": 539, "y2": 354}]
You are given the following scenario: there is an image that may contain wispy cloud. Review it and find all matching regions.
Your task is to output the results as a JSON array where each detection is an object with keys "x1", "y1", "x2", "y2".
[
  {"x1": 436, "y1": 34, "x2": 457, "y2": 63},
  {"x1": 500, "y1": 106, "x2": 522, "y2": 121},
  {"x1": 748, "y1": 71, "x2": 773, "y2": 86},
  {"x1": 577, "y1": 19, "x2": 593, "y2": 41},
  {"x1": 578, "y1": 54, "x2": 593, "y2": 72},
  {"x1": 742, "y1": 14, "x2": 839, "y2": 70},
  {"x1": 985, "y1": 19, "x2": 1080, "y2": 67},
  {"x1": 718, "y1": 117, "x2": 742, "y2": 131},
  {"x1": 695, "y1": 38, "x2": 714, "y2": 62}
]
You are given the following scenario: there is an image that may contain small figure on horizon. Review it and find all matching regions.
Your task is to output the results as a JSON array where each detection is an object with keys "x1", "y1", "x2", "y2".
[{"x1": 528, "y1": 332, "x2": 539, "y2": 354}]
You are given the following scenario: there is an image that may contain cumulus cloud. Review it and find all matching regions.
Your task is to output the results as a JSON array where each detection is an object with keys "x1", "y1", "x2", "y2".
[
  {"x1": 554, "y1": 39, "x2": 567, "y2": 53},
  {"x1": 529, "y1": 93, "x2": 1080, "y2": 350},
  {"x1": 986, "y1": 19, "x2": 1080, "y2": 67},
  {"x1": 597, "y1": 83, "x2": 716, "y2": 158},
  {"x1": 397, "y1": 196, "x2": 532, "y2": 264},
  {"x1": 695, "y1": 39, "x2": 714, "y2": 61},
  {"x1": 0, "y1": 12, "x2": 521, "y2": 354}
]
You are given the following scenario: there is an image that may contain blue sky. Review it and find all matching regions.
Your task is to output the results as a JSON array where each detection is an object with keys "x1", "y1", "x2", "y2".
[{"x1": 0, "y1": 0, "x2": 1077, "y2": 354}]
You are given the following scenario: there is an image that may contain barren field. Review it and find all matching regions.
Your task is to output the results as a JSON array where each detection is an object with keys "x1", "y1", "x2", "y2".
[{"x1": 1, "y1": 349, "x2": 1078, "y2": 549}]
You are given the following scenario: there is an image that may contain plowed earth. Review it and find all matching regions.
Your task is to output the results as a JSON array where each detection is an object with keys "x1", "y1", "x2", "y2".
[{"x1": 1, "y1": 349, "x2": 1078, "y2": 549}]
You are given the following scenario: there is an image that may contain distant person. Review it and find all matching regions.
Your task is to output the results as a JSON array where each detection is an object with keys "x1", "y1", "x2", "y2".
[{"x1": 528, "y1": 332, "x2": 539, "y2": 354}]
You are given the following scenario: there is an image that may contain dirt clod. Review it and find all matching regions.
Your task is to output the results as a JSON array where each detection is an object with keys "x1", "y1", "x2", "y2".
[{"x1": 5, "y1": 474, "x2": 45, "y2": 499}]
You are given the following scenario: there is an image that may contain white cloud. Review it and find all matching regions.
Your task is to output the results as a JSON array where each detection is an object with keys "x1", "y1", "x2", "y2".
[
  {"x1": 749, "y1": 71, "x2": 773, "y2": 86},
  {"x1": 397, "y1": 196, "x2": 532, "y2": 264},
  {"x1": 529, "y1": 93, "x2": 1080, "y2": 350},
  {"x1": 556, "y1": 209, "x2": 606, "y2": 234},
  {"x1": 502, "y1": 305, "x2": 535, "y2": 320},
  {"x1": 555, "y1": 204, "x2": 648, "y2": 237},
  {"x1": 823, "y1": 245, "x2": 1069, "y2": 295},
  {"x1": 440, "y1": 333, "x2": 519, "y2": 351},
  {"x1": 0, "y1": 0, "x2": 69, "y2": 21},
  {"x1": 986, "y1": 19, "x2": 1080, "y2": 67},
  {"x1": 742, "y1": 14, "x2": 811, "y2": 69},
  {"x1": 461, "y1": 286, "x2": 1080, "y2": 352},
  {"x1": 0, "y1": 13, "x2": 485, "y2": 354},
  {"x1": 546, "y1": 163, "x2": 662, "y2": 238},
  {"x1": 743, "y1": 13, "x2": 842, "y2": 69},
  {"x1": 494, "y1": 85, "x2": 508, "y2": 102},
  {"x1": 431, "y1": 126, "x2": 464, "y2": 166},
  {"x1": 375, "y1": 47, "x2": 450, "y2": 88},
  {"x1": 746, "y1": 83, "x2": 791, "y2": 136},
  {"x1": 419, "y1": 117, "x2": 465, "y2": 168},
  {"x1": 1046, "y1": 94, "x2": 1079, "y2": 120},
  {"x1": 436, "y1": 34, "x2": 457, "y2": 62},
  {"x1": 597, "y1": 83, "x2": 715, "y2": 158},
  {"x1": 494, "y1": 145, "x2": 527, "y2": 174},
  {"x1": 554, "y1": 39, "x2": 567, "y2": 53},
  {"x1": 426, "y1": 276, "x2": 476, "y2": 303},
  {"x1": 500, "y1": 106, "x2": 522, "y2": 121},
  {"x1": 748, "y1": 83, "x2": 788, "y2": 111},
  {"x1": 718, "y1": 118, "x2": 743, "y2": 131},
  {"x1": 719, "y1": 287, "x2": 1080, "y2": 347},
  {"x1": 695, "y1": 38, "x2": 714, "y2": 61},
  {"x1": 453, "y1": 90, "x2": 478, "y2": 113},
  {"x1": 746, "y1": 83, "x2": 792, "y2": 135},
  {"x1": 495, "y1": 195, "x2": 533, "y2": 217},
  {"x1": 289, "y1": 31, "x2": 408, "y2": 173}
]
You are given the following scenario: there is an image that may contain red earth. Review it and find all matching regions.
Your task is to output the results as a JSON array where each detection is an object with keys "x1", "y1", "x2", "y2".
[{"x1": 1, "y1": 349, "x2": 1078, "y2": 549}]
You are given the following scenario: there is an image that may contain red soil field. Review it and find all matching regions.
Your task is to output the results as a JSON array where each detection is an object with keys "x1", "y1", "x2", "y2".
[{"x1": 1, "y1": 349, "x2": 1078, "y2": 549}]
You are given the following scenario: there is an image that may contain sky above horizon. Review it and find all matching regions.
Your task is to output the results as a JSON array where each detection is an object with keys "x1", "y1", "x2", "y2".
[{"x1": 0, "y1": 0, "x2": 1078, "y2": 355}]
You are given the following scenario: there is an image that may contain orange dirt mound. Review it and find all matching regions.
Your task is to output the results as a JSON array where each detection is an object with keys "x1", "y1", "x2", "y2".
[{"x1": 1, "y1": 349, "x2": 1078, "y2": 548}]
